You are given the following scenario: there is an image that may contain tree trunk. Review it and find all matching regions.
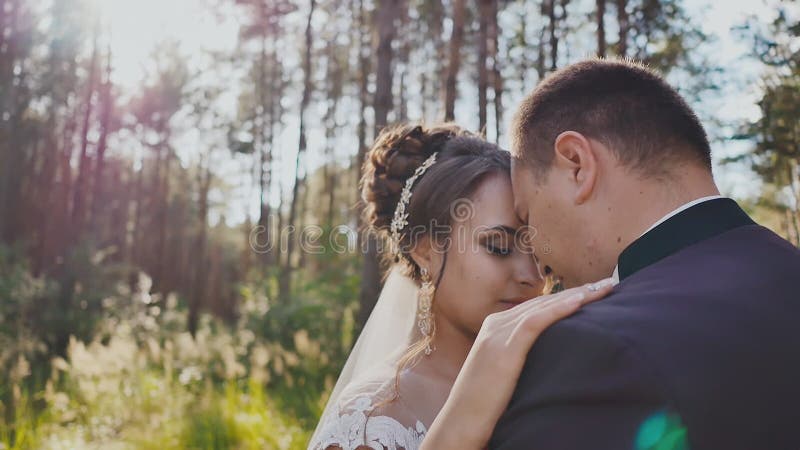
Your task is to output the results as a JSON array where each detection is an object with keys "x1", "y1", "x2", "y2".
[
  {"x1": 0, "y1": 1, "x2": 11, "y2": 242},
  {"x1": 444, "y1": 0, "x2": 466, "y2": 121},
  {"x1": 90, "y1": 44, "x2": 113, "y2": 233},
  {"x1": 397, "y1": 3, "x2": 410, "y2": 122},
  {"x1": 354, "y1": 0, "x2": 371, "y2": 181},
  {"x1": 429, "y1": 0, "x2": 445, "y2": 121},
  {"x1": 616, "y1": 0, "x2": 629, "y2": 57},
  {"x1": 130, "y1": 161, "x2": 145, "y2": 265},
  {"x1": 188, "y1": 160, "x2": 211, "y2": 336},
  {"x1": 0, "y1": 0, "x2": 19, "y2": 242},
  {"x1": 374, "y1": 0, "x2": 399, "y2": 129},
  {"x1": 489, "y1": 0, "x2": 503, "y2": 143},
  {"x1": 358, "y1": 0, "x2": 401, "y2": 327},
  {"x1": 281, "y1": 0, "x2": 316, "y2": 303},
  {"x1": 597, "y1": 0, "x2": 607, "y2": 57},
  {"x1": 53, "y1": 94, "x2": 79, "y2": 265},
  {"x1": 267, "y1": 28, "x2": 283, "y2": 270},
  {"x1": 478, "y1": 0, "x2": 490, "y2": 135},
  {"x1": 154, "y1": 133, "x2": 173, "y2": 291},
  {"x1": 536, "y1": 24, "x2": 547, "y2": 81},
  {"x1": 324, "y1": 39, "x2": 341, "y2": 226},
  {"x1": 547, "y1": 0, "x2": 558, "y2": 70},
  {"x1": 71, "y1": 21, "x2": 100, "y2": 232},
  {"x1": 256, "y1": 31, "x2": 276, "y2": 268}
]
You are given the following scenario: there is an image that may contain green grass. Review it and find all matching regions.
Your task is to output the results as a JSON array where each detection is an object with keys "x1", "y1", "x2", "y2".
[
  {"x1": 0, "y1": 247, "x2": 356, "y2": 450},
  {"x1": 0, "y1": 328, "x2": 314, "y2": 450},
  {"x1": 1, "y1": 374, "x2": 311, "y2": 450}
]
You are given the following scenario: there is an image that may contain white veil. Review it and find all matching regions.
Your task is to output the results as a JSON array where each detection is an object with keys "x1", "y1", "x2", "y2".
[{"x1": 309, "y1": 264, "x2": 420, "y2": 445}]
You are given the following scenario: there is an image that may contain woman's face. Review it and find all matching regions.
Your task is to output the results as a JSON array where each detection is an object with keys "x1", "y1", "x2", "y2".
[{"x1": 426, "y1": 173, "x2": 545, "y2": 337}]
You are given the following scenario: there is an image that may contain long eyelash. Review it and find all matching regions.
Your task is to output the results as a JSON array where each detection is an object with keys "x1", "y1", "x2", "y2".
[{"x1": 487, "y1": 244, "x2": 511, "y2": 256}]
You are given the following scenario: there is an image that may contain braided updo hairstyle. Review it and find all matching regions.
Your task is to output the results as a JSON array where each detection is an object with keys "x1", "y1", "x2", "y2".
[
  {"x1": 358, "y1": 123, "x2": 513, "y2": 410},
  {"x1": 361, "y1": 123, "x2": 511, "y2": 286}
]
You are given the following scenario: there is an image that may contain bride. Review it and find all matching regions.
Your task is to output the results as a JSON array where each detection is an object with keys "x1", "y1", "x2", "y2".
[{"x1": 308, "y1": 123, "x2": 615, "y2": 450}]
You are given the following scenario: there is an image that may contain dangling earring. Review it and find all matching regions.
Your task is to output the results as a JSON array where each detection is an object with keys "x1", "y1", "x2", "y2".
[{"x1": 418, "y1": 267, "x2": 435, "y2": 355}]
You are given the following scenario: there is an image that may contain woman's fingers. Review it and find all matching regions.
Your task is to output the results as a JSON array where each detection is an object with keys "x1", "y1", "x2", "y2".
[
  {"x1": 580, "y1": 277, "x2": 617, "y2": 305},
  {"x1": 506, "y1": 277, "x2": 617, "y2": 342},
  {"x1": 481, "y1": 277, "x2": 617, "y2": 347},
  {"x1": 512, "y1": 277, "x2": 616, "y2": 315}
]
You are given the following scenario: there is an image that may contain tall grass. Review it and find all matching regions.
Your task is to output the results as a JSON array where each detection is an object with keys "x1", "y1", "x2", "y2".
[
  {"x1": 2, "y1": 326, "x2": 311, "y2": 450},
  {"x1": 0, "y1": 237, "x2": 361, "y2": 449}
]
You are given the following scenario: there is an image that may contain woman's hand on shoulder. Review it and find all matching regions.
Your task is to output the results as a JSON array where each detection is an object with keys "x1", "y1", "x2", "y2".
[{"x1": 420, "y1": 277, "x2": 617, "y2": 449}]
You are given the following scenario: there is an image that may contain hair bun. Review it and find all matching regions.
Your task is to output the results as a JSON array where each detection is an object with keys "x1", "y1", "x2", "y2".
[{"x1": 360, "y1": 124, "x2": 459, "y2": 231}]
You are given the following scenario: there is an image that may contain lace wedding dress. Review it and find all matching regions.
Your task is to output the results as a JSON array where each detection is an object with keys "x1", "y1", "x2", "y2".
[{"x1": 308, "y1": 389, "x2": 427, "y2": 450}]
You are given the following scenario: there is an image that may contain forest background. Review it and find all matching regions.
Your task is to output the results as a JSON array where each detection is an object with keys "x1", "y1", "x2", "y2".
[{"x1": 0, "y1": 0, "x2": 798, "y2": 448}]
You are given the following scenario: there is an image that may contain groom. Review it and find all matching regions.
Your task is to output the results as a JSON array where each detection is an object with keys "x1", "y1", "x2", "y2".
[{"x1": 490, "y1": 59, "x2": 800, "y2": 449}]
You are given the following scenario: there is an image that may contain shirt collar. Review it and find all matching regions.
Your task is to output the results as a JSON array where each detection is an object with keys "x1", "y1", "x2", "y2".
[{"x1": 611, "y1": 195, "x2": 737, "y2": 283}]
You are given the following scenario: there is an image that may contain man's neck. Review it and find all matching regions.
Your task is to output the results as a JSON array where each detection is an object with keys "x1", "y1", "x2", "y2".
[
  {"x1": 611, "y1": 194, "x2": 725, "y2": 281},
  {"x1": 607, "y1": 171, "x2": 721, "y2": 274}
]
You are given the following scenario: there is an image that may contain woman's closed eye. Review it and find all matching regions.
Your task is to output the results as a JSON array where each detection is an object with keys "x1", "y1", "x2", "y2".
[
  {"x1": 486, "y1": 243, "x2": 511, "y2": 256},
  {"x1": 481, "y1": 231, "x2": 514, "y2": 257}
]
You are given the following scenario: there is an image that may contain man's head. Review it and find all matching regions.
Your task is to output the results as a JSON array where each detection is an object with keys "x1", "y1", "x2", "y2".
[{"x1": 510, "y1": 58, "x2": 718, "y2": 287}]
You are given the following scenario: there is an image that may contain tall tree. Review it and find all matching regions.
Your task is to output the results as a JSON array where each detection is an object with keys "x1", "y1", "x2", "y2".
[
  {"x1": 235, "y1": 0, "x2": 295, "y2": 269},
  {"x1": 397, "y1": 1, "x2": 411, "y2": 122},
  {"x1": 478, "y1": 0, "x2": 491, "y2": 134},
  {"x1": 616, "y1": 0, "x2": 629, "y2": 57},
  {"x1": 89, "y1": 43, "x2": 117, "y2": 234},
  {"x1": 282, "y1": 0, "x2": 317, "y2": 302},
  {"x1": 127, "y1": 43, "x2": 188, "y2": 291},
  {"x1": 36, "y1": 0, "x2": 85, "y2": 275},
  {"x1": 489, "y1": 0, "x2": 504, "y2": 142},
  {"x1": 0, "y1": 0, "x2": 39, "y2": 243},
  {"x1": 597, "y1": 0, "x2": 607, "y2": 57},
  {"x1": 734, "y1": 1, "x2": 800, "y2": 246},
  {"x1": 352, "y1": 0, "x2": 374, "y2": 327},
  {"x1": 322, "y1": 9, "x2": 345, "y2": 226},
  {"x1": 353, "y1": 0, "x2": 372, "y2": 188},
  {"x1": 444, "y1": 0, "x2": 466, "y2": 121},
  {"x1": 71, "y1": 19, "x2": 100, "y2": 233},
  {"x1": 358, "y1": 0, "x2": 403, "y2": 326},
  {"x1": 546, "y1": 0, "x2": 558, "y2": 70},
  {"x1": 418, "y1": 0, "x2": 445, "y2": 122}
]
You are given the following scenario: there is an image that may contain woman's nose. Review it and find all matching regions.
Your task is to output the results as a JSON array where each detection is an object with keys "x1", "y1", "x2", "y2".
[{"x1": 516, "y1": 253, "x2": 545, "y2": 292}]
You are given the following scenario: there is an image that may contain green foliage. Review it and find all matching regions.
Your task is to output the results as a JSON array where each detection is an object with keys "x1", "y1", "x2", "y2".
[
  {"x1": 178, "y1": 381, "x2": 308, "y2": 450},
  {"x1": 0, "y1": 231, "x2": 366, "y2": 448},
  {"x1": 0, "y1": 245, "x2": 336, "y2": 449},
  {"x1": 0, "y1": 243, "x2": 55, "y2": 360},
  {"x1": 240, "y1": 227, "x2": 362, "y2": 426},
  {"x1": 0, "y1": 388, "x2": 43, "y2": 450},
  {"x1": 731, "y1": 1, "x2": 800, "y2": 246},
  {"x1": 0, "y1": 239, "x2": 130, "y2": 398}
]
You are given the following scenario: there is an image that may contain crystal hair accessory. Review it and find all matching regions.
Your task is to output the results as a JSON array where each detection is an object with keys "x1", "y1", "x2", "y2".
[{"x1": 389, "y1": 151, "x2": 439, "y2": 252}]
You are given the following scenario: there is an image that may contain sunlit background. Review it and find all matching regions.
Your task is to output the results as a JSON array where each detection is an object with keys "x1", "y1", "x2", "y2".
[
  {"x1": 60, "y1": 0, "x2": 787, "y2": 222},
  {"x1": 0, "y1": 0, "x2": 797, "y2": 448}
]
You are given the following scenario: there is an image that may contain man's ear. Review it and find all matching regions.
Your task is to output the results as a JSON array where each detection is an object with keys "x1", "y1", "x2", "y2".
[{"x1": 553, "y1": 131, "x2": 598, "y2": 205}]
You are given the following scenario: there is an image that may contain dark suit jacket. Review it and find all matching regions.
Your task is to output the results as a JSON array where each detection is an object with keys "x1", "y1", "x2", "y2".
[{"x1": 490, "y1": 198, "x2": 800, "y2": 450}]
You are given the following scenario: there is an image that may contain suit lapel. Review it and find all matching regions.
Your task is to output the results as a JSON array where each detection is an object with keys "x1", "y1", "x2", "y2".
[{"x1": 617, "y1": 198, "x2": 756, "y2": 281}]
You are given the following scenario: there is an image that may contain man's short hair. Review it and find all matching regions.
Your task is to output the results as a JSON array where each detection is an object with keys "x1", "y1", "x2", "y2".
[{"x1": 511, "y1": 58, "x2": 712, "y2": 178}]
